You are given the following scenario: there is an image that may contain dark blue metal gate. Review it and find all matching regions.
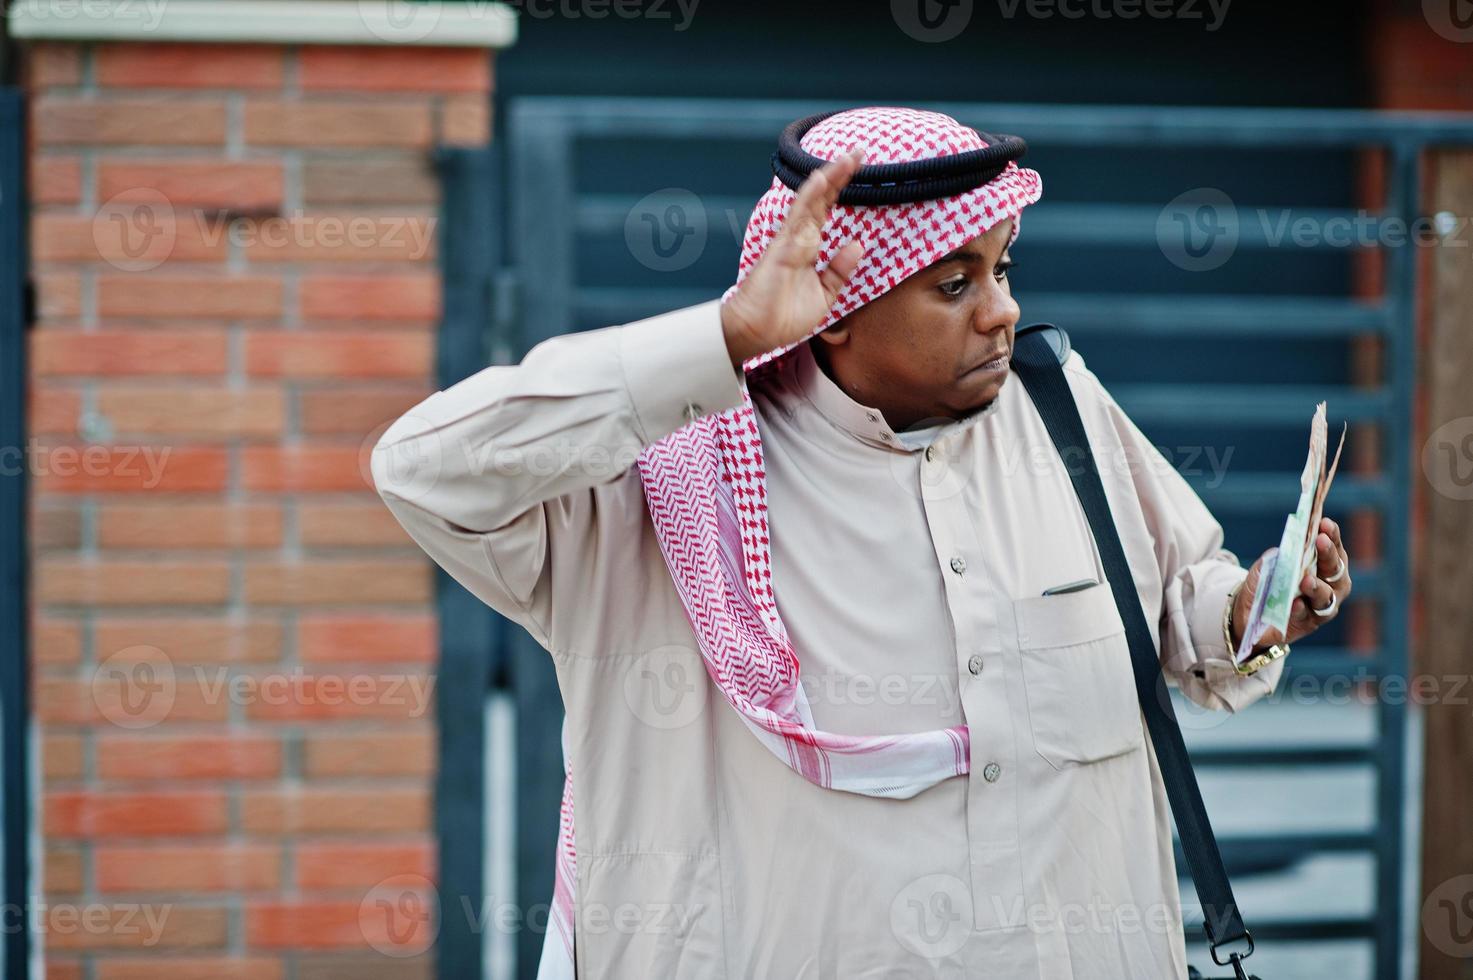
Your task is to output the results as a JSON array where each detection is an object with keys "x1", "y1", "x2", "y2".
[
  {"x1": 1, "y1": 84, "x2": 33, "y2": 980},
  {"x1": 436, "y1": 98, "x2": 1473, "y2": 979}
]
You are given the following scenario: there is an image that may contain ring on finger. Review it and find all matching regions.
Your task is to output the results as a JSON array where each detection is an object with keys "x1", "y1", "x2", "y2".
[
  {"x1": 1312, "y1": 589, "x2": 1339, "y2": 618},
  {"x1": 1323, "y1": 555, "x2": 1347, "y2": 584}
]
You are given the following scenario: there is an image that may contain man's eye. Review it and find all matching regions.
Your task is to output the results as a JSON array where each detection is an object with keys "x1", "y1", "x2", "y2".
[
  {"x1": 939, "y1": 278, "x2": 967, "y2": 297},
  {"x1": 994, "y1": 260, "x2": 1015, "y2": 281}
]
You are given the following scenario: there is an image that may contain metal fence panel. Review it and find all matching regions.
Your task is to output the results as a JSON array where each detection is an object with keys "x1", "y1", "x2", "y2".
[{"x1": 1, "y1": 84, "x2": 32, "y2": 980}]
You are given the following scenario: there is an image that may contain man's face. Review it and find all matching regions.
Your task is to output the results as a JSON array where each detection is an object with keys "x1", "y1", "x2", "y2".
[{"x1": 812, "y1": 218, "x2": 1019, "y2": 432}]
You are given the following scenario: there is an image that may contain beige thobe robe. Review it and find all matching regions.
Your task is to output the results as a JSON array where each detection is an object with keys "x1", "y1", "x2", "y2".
[{"x1": 371, "y1": 300, "x2": 1285, "y2": 979}]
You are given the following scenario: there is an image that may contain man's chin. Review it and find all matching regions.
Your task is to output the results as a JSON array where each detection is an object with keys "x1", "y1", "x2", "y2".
[{"x1": 955, "y1": 372, "x2": 1006, "y2": 410}]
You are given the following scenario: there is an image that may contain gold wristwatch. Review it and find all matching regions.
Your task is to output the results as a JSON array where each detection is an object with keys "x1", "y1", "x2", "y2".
[{"x1": 1223, "y1": 578, "x2": 1291, "y2": 676}]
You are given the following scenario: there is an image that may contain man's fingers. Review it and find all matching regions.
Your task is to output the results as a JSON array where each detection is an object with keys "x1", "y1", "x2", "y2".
[
  {"x1": 779, "y1": 146, "x2": 865, "y2": 254},
  {"x1": 1315, "y1": 516, "x2": 1351, "y2": 587},
  {"x1": 1313, "y1": 527, "x2": 1349, "y2": 580},
  {"x1": 1321, "y1": 516, "x2": 1343, "y2": 549},
  {"x1": 1290, "y1": 597, "x2": 1309, "y2": 624},
  {"x1": 812, "y1": 146, "x2": 865, "y2": 214},
  {"x1": 1315, "y1": 531, "x2": 1342, "y2": 577},
  {"x1": 816, "y1": 239, "x2": 867, "y2": 304}
]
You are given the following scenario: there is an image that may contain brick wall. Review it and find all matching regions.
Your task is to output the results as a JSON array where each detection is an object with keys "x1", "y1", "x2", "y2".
[
  {"x1": 1363, "y1": 12, "x2": 1473, "y2": 673},
  {"x1": 23, "y1": 38, "x2": 492, "y2": 979}
]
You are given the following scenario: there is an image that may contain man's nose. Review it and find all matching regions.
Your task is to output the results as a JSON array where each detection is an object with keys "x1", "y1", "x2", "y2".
[{"x1": 972, "y1": 282, "x2": 1020, "y2": 335}]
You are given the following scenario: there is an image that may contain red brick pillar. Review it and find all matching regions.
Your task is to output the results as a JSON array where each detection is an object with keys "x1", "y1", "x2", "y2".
[
  {"x1": 1364, "y1": 6, "x2": 1473, "y2": 980},
  {"x1": 13, "y1": 5, "x2": 513, "y2": 977}
]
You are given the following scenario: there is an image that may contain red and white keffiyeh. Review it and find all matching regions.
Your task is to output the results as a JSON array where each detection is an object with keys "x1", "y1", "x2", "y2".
[{"x1": 540, "y1": 107, "x2": 1042, "y2": 977}]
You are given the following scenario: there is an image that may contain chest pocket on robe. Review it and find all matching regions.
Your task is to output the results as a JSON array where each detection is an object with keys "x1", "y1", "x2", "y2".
[{"x1": 1012, "y1": 582, "x2": 1145, "y2": 770}]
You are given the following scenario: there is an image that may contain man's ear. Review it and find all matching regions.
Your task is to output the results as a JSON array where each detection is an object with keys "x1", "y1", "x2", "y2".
[{"x1": 814, "y1": 318, "x2": 851, "y2": 347}]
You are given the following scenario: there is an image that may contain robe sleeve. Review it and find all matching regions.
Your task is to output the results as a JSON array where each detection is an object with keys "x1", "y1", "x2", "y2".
[
  {"x1": 1066, "y1": 351, "x2": 1286, "y2": 713},
  {"x1": 370, "y1": 299, "x2": 745, "y2": 649}
]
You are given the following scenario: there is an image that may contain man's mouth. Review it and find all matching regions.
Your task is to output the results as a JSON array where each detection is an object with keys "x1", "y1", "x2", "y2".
[{"x1": 963, "y1": 349, "x2": 1010, "y2": 377}]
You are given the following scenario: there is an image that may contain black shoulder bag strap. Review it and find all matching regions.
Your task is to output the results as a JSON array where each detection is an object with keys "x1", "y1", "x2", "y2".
[{"x1": 1010, "y1": 323, "x2": 1261, "y2": 980}]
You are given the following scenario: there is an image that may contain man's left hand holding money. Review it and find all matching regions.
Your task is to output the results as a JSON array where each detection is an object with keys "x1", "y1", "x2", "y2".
[{"x1": 1231, "y1": 517, "x2": 1353, "y2": 651}]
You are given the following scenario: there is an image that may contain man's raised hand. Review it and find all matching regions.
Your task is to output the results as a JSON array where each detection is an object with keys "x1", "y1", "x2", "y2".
[{"x1": 720, "y1": 146, "x2": 868, "y2": 368}]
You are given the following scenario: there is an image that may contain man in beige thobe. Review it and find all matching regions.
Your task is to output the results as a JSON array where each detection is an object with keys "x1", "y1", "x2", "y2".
[{"x1": 373, "y1": 111, "x2": 1354, "y2": 979}]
